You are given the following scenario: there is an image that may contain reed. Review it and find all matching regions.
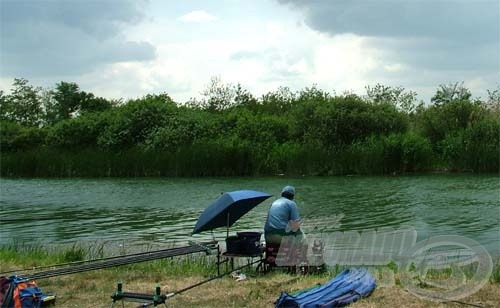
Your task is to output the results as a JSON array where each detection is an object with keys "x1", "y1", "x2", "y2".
[{"x1": 0, "y1": 128, "x2": 495, "y2": 177}]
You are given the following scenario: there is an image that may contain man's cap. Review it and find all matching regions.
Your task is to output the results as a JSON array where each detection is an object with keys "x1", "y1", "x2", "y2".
[{"x1": 281, "y1": 185, "x2": 295, "y2": 196}]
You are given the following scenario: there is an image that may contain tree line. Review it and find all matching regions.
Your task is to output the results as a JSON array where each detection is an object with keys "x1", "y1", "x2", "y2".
[{"x1": 1, "y1": 77, "x2": 498, "y2": 177}]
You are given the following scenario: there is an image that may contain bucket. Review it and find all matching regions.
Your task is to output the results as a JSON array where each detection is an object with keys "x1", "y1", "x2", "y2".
[
  {"x1": 237, "y1": 231, "x2": 262, "y2": 255},
  {"x1": 225, "y1": 235, "x2": 242, "y2": 254}
]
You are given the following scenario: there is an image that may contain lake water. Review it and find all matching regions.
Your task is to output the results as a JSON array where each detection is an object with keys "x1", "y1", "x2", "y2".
[{"x1": 1, "y1": 175, "x2": 499, "y2": 254}]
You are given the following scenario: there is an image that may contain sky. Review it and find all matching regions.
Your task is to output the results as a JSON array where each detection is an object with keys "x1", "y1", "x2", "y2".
[{"x1": 1, "y1": 0, "x2": 499, "y2": 104}]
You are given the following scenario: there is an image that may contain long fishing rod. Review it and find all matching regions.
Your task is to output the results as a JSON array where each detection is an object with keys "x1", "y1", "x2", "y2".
[
  {"x1": 28, "y1": 246, "x2": 208, "y2": 279},
  {"x1": 1, "y1": 241, "x2": 217, "y2": 275},
  {"x1": 1, "y1": 247, "x2": 185, "y2": 275},
  {"x1": 23, "y1": 243, "x2": 217, "y2": 280}
]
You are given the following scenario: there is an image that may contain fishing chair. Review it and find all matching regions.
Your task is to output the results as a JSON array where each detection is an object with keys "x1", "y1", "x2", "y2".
[
  {"x1": 263, "y1": 239, "x2": 326, "y2": 274},
  {"x1": 262, "y1": 242, "x2": 303, "y2": 274}
]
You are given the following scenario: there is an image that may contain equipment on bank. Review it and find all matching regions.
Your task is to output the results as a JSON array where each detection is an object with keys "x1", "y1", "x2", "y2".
[
  {"x1": 0, "y1": 275, "x2": 56, "y2": 308},
  {"x1": 193, "y1": 190, "x2": 272, "y2": 274},
  {"x1": 110, "y1": 283, "x2": 167, "y2": 308}
]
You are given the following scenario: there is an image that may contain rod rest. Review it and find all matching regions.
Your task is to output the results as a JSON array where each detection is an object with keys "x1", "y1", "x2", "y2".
[
  {"x1": 111, "y1": 292, "x2": 167, "y2": 303},
  {"x1": 111, "y1": 283, "x2": 167, "y2": 306}
]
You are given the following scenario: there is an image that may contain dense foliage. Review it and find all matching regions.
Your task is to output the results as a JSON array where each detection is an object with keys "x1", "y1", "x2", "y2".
[{"x1": 1, "y1": 78, "x2": 498, "y2": 177}]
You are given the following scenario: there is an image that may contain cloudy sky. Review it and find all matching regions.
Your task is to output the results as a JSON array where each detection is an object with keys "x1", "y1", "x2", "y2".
[{"x1": 1, "y1": 0, "x2": 498, "y2": 103}]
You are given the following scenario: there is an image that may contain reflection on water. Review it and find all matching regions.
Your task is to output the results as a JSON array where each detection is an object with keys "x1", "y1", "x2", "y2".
[{"x1": 0, "y1": 175, "x2": 498, "y2": 253}]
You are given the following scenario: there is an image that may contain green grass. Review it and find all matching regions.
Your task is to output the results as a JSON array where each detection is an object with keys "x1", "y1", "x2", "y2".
[
  {"x1": 2, "y1": 243, "x2": 499, "y2": 284},
  {"x1": 1, "y1": 243, "x2": 499, "y2": 307},
  {"x1": 0, "y1": 241, "x2": 51, "y2": 268}
]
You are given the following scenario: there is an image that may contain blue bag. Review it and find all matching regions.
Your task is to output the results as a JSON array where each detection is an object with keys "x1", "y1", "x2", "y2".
[
  {"x1": 275, "y1": 268, "x2": 376, "y2": 308},
  {"x1": 0, "y1": 276, "x2": 43, "y2": 308}
]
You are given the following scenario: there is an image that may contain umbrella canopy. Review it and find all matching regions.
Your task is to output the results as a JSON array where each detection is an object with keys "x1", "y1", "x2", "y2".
[{"x1": 192, "y1": 190, "x2": 272, "y2": 234}]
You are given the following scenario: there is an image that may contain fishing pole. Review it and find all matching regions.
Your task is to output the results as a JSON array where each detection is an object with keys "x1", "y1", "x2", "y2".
[
  {"x1": 29, "y1": 246, "x2": 211, "y2": 279},
  {"x1": 14, "y1": 243, "x2": 217, "y2": 280},
  {"x1": 0, "y1": 241, "x2": 217, "y2": 275}
]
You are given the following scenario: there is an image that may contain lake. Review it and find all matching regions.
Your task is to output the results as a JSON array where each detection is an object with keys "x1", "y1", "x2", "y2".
[{"x1": 1, "y1": 175, "x2": 499, "y2": 254}]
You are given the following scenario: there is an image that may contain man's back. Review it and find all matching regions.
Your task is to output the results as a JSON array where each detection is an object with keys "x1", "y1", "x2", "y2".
[{"x1": 264, "y1": 197, "x2": 300, "y2": 232}]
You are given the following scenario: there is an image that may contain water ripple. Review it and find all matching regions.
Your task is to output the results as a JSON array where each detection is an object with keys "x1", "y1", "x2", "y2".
[{"x1": 0, "y1": 175, "x2": 498, "y2": 253}]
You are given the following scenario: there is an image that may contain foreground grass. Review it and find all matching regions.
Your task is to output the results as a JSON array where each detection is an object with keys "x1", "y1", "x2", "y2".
[{"x1": 1, "y1": 244, "x2": 499, "y2": 307}]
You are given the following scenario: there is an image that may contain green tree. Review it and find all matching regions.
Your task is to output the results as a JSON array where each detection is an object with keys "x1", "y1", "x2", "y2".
[
  {"x1": 486, "y1": 85, "x2": 500, "y2": 114},
  {"x1": 40, "y1": 88, "x2": 58, "y2": 126},
  {"x1": 417, "y1": 84, "x2": 486, "y2": 146},
  {"x1": 233, "y1": 83, "x2": 258, "y2": 108},
  {"x1": 365, "y1": 83, "x2": 417, "y2": 114},
  {"x1": 197, "y1": 76, "x2": 236, "y2": 112},
  {"x1": 291, "y1": 93, "x2": 407, "y2": 147},
  {"x1": 288, "y1": 86, "x2": 330, "y2": 144},
  {"x1": 46, "y1": 113, "x2": 110, "y2": 148},
  {"x1": 259, "y1": 86, "x2": 296, "y2": 115},
  {"x1": 51, "y1": 81, "x2": 82, "y2": 121},
  {"x1": 80, "y1": 95, "x2": 113, "y2": 114},
  {"x1": 98, "y1": 93, "x2": 175, "y2": 148},
  {"x1": 0, "y1": 120, "x2": 47, "y2": 151},
  {"x1": 0, "y1": 78, "x2": 43, "y2": 126},
  {"x1": 46, "y1": 81, "x2": 113, "y2": 124},
  {"x1": 144, "y1": 108, "x2": 218, "y2": 151},
  {"x1": 431, "y1": 82, "x2": 471, "y2": 105},
  {"x1": 0, "y1": 90, "x2": 6, "y2": 121},
  {"x1": 229, "y1": 109, "x2": 289, "y2": 147}
]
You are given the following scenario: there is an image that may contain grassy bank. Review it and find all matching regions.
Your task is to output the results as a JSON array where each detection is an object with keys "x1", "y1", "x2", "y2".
[{"x1": 1, "y1": 244, "x2": 499, "y2": 307}]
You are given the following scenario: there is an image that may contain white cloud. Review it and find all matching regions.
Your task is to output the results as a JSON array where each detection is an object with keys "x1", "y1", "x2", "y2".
[
  {"x1": 178, "y1": 10, "x2": 217, "y2": 23},
  {"x1": 383, "y1": 63, "x2": 407, "y2": 73}
]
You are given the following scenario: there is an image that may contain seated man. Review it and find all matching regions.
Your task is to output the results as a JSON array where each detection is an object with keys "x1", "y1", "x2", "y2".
[
  {"x1": 264, "y1": 185, "x2": 302, "y2": 246},
  {"x1": 264, "y1": 185, "x2": 307, "y2": 270}
]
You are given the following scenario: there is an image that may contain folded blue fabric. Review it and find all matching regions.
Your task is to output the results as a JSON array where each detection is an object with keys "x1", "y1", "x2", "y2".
[{"x1": 275, "y1": 268, "x2": 376, "y2": 308}]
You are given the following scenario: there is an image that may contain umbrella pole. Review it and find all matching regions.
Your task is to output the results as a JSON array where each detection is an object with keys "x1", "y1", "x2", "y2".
[{"x1": 226, "y1": 213, "x2": 230, "y2": 238}]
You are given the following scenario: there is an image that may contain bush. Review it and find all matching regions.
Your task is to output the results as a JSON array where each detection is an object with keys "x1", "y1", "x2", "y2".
[
  {"x1": 439, "y1": 117, "x2": 500, "y2": 172},
  {"x1": 46, "y1": 114, "x2": 109, "y2": 148},
  {"x1": 399, "y1": 132, "x2": 433, "y2": 171},
  {"x1": 0, "y1": 121, "x2": 47, "y2": 151},
  {"x1": 342, "y1": 133, "x2": 432, "y2": 174},
  {"x1": 98, "y1": 95, "x2": 176, "y2": 148},
  {"x1": 462, "y1": 117, "x2": 499, "y2": 172}
]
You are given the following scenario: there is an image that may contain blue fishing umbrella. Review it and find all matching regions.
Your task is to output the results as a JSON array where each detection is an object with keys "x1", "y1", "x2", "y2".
[{"x1": 192, "y1": 190, "x2": 272, "y2": 235}]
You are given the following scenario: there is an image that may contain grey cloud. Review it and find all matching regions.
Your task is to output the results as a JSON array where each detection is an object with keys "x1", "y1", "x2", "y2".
[
  {"x1": 0, "y1": 0, "x2": 155, "y2": 77},
  {"x1": 278, "y1": 0, "x2": 499, "y2": 72},
  {"x1": 370, "y1": 38, "x2": 499, "y2": 72},
  {"x1": 279, "y1": 0, "x2": 498, "y2": 42}
]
